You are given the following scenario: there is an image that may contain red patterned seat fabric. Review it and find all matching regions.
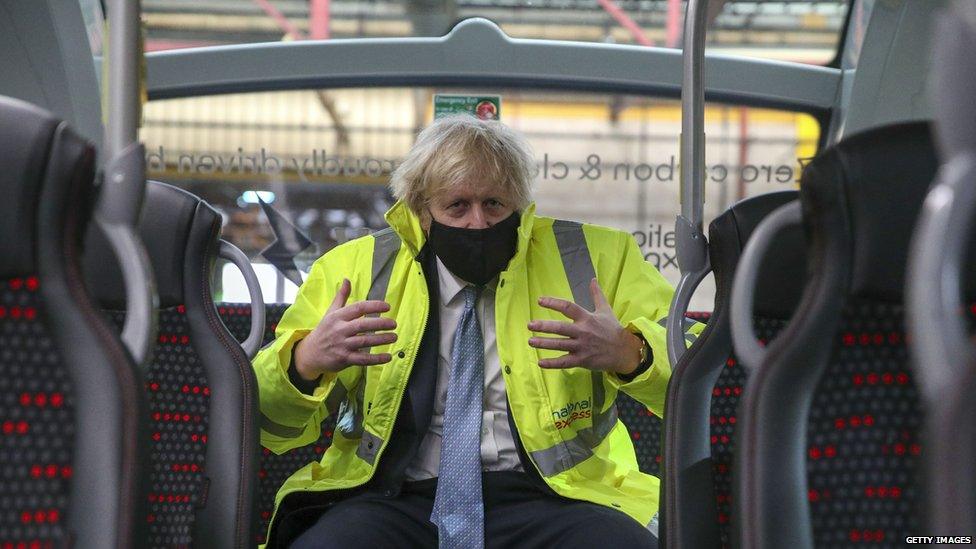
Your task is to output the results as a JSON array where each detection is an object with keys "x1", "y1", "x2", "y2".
[
  {"x1": 711, "y1": 317, "x2": 789, "y2": 547},
  {"x1": 806, "y1": 301, "x2": 920, "y2": 546},
  {"x1": 0, "y1": 277, "x2": 73, "y2": 549},
  {"x1": 105, "y1": 306, "x2": 210, "y2": 547}
]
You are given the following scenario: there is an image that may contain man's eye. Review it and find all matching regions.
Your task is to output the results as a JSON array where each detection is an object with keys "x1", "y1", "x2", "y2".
[{"x1": 445, "y1": 202, "x2": 468, "y2": 214}]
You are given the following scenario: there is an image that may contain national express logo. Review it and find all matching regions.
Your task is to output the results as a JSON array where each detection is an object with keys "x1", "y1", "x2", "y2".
[{"x1": 552, "y1": 398, "x2": 592, "y2": 430}]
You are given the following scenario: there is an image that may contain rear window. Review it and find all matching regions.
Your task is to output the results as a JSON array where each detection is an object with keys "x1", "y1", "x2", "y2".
[{"x1": 141, "y1": 87, "x2": 819, "y2": 310}]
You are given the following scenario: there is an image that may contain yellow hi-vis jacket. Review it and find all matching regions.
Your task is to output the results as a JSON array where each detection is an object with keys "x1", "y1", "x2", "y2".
[{"x1": 253, "y1": 200, "x2": 693, "y2": 542}]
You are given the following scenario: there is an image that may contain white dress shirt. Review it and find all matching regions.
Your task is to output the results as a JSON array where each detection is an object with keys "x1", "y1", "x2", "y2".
[{"x1": 403, "y1": 257, "x2": 524, "y2": 481}]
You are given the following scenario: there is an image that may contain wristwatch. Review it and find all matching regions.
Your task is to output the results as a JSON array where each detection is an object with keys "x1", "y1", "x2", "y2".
[
  {"x1": 619, "y1": 332, "x2": 653, "y2": 382},
  {"x1": 636, "y1": 333, "x2": 650, "y2": 367}
]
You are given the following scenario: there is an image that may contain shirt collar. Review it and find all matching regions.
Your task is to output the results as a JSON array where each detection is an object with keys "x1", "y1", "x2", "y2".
[{"x1": 436, "y1": 256, "x2": 467, "y2": 307}]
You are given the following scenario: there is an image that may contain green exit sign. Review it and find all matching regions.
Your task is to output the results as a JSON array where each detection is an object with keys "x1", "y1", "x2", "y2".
[{"x1": 433, "y1": 94, "x2": 501, "y2": 120}]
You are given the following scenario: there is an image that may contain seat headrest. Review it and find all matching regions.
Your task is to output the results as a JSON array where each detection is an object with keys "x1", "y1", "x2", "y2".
[
  {"x1": 801, "y1": 122, "x2": 939, "y2": 302},
  {"x1": 0, "y1": 96, "x2": 65, "y2": 278},
  {"x1": 84, "y1": 181, "x2": 222, "y2": 309},
  {"x1": 708, "y1": 190, "x2": 806, "y2": 319},
  {"x1": 0, "y1": 96, "x2": 95, "y2": 278}
]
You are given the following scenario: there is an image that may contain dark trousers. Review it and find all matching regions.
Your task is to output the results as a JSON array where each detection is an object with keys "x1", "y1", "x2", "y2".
[{"x1": 290, "y1": 471, "x2": 657, "y2": 548}]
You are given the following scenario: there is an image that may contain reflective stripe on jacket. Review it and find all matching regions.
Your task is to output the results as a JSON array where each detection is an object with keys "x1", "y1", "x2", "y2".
[{"x1": 253, "y1": 200, "x2": 697, "y2": 543}]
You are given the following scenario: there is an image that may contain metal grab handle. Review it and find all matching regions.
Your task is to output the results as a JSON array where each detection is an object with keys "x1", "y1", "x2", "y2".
[
  {"x1": 729, "y1": 200, "x2": 801, "y2": 370},
  {"x1": 666, "y1": 263, "x2": 711, "y2": 366},
  {"x1": 907, "y1": 155, "x2": 976, "y2": 398},
  {"x1": 667, "y1": 216, "x2": 711, "y2": 366},
  {"x1": 96, "y1": 217, "x2": 158, "y2": 366},
  {"x1": 668, "y1": 0, "x2": 711, "y2": 368},
  {"x1": 219, "y1": 240, "x2": 266, "y2": 359}
]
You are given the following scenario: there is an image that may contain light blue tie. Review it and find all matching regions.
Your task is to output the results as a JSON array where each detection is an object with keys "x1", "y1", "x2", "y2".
[{"x1": 431, "y1": 285, "x2": 485, "y2": 549}]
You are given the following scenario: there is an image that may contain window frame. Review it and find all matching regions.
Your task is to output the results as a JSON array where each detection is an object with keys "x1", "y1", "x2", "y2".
[{"x1": 146, "y1": 18, "x2": 839, "y2": 121}]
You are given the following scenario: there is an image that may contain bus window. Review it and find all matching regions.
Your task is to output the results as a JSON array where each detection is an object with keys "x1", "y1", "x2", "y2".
[
  {"x1": 140, "y1": 88, "x2": 819, "y2": 310},
  {"x1": 141, "y1": 1, "x2": 849, "y2": 65}
]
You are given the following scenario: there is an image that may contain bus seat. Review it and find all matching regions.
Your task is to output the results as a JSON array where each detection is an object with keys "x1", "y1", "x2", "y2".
[
  {"x1": 662, "y1": 191, "x2": 805, "y2": 549},
  {"x1": 907, "y1": 3, "x2": 976, "y2": 537},
  {"x1": 83, "y1": 181, "x2": 260, "y2": 548},
  {"x1": 0, "y1": 96, "x2": 147, "y2": 548},
  {"x1": 220, "y1": 303, "x2": 333, "y2": 546},
  {"x1": 733, "y1": 122, "x2": 937, "y2": 548}
]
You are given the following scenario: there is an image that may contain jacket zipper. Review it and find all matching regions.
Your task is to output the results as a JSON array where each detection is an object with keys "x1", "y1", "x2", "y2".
[{"x1": 360, "y1": 261, "x2": 430, "y2": 483}]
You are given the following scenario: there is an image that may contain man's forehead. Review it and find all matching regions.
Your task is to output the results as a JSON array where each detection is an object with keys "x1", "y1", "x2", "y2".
[{"x1": 433, "y1": 181, "x2": 509, "y2": 202}]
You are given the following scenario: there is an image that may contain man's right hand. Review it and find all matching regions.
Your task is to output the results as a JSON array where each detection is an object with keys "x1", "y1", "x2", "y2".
[{"x1": 293, "y1": 278, "x2": 398, "y2": 381}]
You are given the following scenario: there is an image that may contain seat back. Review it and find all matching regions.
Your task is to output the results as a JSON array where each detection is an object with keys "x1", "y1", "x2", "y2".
[
  {"x1": 84, "y1": 181, "x2": 260, "y2": 547},
  {"x1": 0, "y1": 96, "x2": 146, "y2": 548},
  {"x1": 661, "y1": 191, "x2": 806, "y2": 548},
  {"x1": 734, "y1": 122, "x2": 937, "y2": 548},
  {"x1": 907, "y1": 3, "x2": 976, "y2": 537}
]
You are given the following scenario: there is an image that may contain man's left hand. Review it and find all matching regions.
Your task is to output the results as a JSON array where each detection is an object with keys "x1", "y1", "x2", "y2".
[{"x1": 528, "y1": 278, "x2": 643, "y2": 375}]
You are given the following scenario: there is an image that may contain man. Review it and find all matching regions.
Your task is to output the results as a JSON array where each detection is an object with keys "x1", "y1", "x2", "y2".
[{"x1": 253, "y1": 114, "x2": 687, "y2": 548}]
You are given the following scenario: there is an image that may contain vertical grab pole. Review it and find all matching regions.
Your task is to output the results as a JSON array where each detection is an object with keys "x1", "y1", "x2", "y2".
[
  {"x1": 103, "y1": 0, "x2": 146, "y2": 228},
  {"x1": 667, "y1": 0, "x2": 711, "y2": 367},
  {"x1": 101, "y1": 0, "x2": 157, "y2": 366},
  {"x1": 105, "y1": 0, "x2": 140, "y2": 162},
  {"x1": 681, "y1": 0, "x2": 706, "y2": 226}
]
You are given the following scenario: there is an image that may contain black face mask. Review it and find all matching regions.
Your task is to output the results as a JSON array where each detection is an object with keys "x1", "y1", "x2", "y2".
[{"x1": 427, "y1": 211, "x2": 520, "y2": 286}]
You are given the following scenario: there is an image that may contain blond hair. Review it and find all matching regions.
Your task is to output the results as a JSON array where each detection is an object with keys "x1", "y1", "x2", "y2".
[{"x1": 389, "y1": 114, "x2": 535, "y2": 220}]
